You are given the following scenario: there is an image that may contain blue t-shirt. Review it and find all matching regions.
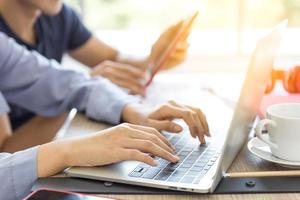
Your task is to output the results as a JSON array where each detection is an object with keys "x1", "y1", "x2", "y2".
[
  {"x1": 0, "y1": 4, "x2": 92, "y2": 62},
  {"x1": 0, "y1": 4, "x2": 92, "y2": 128}
]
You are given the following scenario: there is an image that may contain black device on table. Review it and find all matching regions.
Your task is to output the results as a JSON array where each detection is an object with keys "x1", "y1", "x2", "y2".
[{"x1": 24, "y1": 189, "x2": 116, "y2": 200}]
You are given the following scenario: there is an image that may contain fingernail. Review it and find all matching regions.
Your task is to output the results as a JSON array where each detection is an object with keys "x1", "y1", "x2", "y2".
[
  {"x1": 173, "y1": 125, "x2": 182, "y2": 132},
  {"x1": 153, "y1": 160, "x2": 159, "y2": 166},
  {"x1": 173, "y1": 156, "x2": 180, "y2": 162},
  {"x1": 199, "y1": 138, "x2": 206, "y2": 144}
]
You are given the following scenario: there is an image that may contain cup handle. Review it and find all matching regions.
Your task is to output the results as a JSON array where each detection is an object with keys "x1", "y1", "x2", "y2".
[{"x1": 255, "y1": 119, "x2": 278, "y2": 149}]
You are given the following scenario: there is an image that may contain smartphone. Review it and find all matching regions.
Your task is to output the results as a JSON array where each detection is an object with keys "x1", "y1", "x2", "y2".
[
  {"x1": 144, "y1": 11, "x2": 199, "y2": 87},
  {"x1": 23, "y1": 189, "x2": 118, "y2": 200}
]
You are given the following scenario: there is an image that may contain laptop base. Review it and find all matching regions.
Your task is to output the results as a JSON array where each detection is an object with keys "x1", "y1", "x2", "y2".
[{"x1": 32, "y1": 176, "x2": 300, "y2": 194}]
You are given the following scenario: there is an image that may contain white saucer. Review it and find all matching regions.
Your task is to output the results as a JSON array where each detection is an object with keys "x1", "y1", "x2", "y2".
[{"x1": 247, "y1": 135, "x2": 300, "y2": 168}]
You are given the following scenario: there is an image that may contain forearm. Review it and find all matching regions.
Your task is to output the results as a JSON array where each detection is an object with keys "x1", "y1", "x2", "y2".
[
  {"x1": 70, "y1": 36, "x2": 118, "y2": 67},
  {"x1": 70, "y1": 36, "x2": 149, "y2": 70}
]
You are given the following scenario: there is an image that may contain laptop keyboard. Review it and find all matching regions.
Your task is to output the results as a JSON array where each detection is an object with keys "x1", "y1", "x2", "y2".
[{"x1": 129, "y1": 132, "x2": 220, "y2": 184}]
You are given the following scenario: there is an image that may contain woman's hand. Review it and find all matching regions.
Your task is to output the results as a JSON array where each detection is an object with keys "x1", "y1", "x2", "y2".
[
  {"x1": 38, "y1": 123, "x2": 179, "y2": 177},
  {"x1": 91, "y1": 60, "x2": 146, "y2": 95},
  {"x1": 66, "y1": 123, "x2": 179, "y2": 167},
  {"x1": 122, "y1": 101, "x2": 210, "y2": 144},
  {"x1": 148, "y1": 20, "x2": 190, "y2": 71}
]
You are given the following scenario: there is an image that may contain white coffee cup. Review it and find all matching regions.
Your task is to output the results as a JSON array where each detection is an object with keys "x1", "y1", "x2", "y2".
[{"x1": 255, "y1": 103, "x2": 300, "y2": 162}]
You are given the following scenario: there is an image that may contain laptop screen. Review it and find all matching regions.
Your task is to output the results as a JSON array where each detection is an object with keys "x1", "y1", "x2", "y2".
[{"x1": 220, "y1": 21, "x2": 287, "y2": 172}]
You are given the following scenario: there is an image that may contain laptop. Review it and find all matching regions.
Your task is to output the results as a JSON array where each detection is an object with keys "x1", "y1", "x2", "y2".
[{"x1": 66, "y1": 21, "x2": 286, "y2": 193}]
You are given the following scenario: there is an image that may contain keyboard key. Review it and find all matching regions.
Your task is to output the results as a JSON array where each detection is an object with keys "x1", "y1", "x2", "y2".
[
  {"x1": 175, "y1": 144, "x2": 184, "y2": 150},
  {"x1": 167, "y1": 176, "x2": 181, "y2": 182},
  {"x1": 179, "y1": 163, "x2": 193, "y2": 168},
  {"x1": 207, "y1": 148, "x2": 217, "y2": 152},
  {"x1": 191, "y1": 151, "x2": 203, "y2": 157},
  {"x1": 176, "y1": 168, "x2": 188, "y2": 173},
  {"x1": 183, "y1": 159, "x2": 195, "y2": 164},
  {"x1": 194, "y1": 162, "x2": 206, "y2": 167},
  {"x1": 187, "y1": 156, "x2": 198, "y2": 162},
  {"x1": 157, "y1": 159, "x2": 169, "y2": 168},
  {"x1": 183, "y1": 146, "x2": 194, "y2": 151},
  {"x1": 133, "y1": 166, "x2": 148, "y2": 173},
  {"x1": 176, "y1": 148, "x2": 184, "y2": 153},
  {"x1": 162, "y1": 168, "x2": 176, "y2": 173},
  {"x1": 190, "y1": 166, "x2": 203, "y2": 171},
  {"x1": 205, "y1": 149, "x2": 216, "y2": 153},
  {"x1": 199, "y1": 158, "x2": 210, "y2": 163},
  {"x1": 142, "y1": 168, "x2": 161, "y2": 179},
  {"x1": 207, "y1": 161, "x2": 215, "y2": 166},
  {"x1": 194, "y1": 147, "x2": 206, "y2": 152},
  {"x1": 180, "y1": 176, "x2": 196, "y2": 184},
  {"x1": 178, "y1": 151, "x2": 190, "y2": 156},
  {"x1": 165, "y1": 163, "x2": 180, "y2": 170},
  {"x1": 186, "y1": 170, "x2": 199, "y2": 176},
  {"x1": 204, "y1": 165, "x2": 211, "y2": 170},
  {"x1": 170, "y1": 136, "x2": 181, "y2": 145},
  {"x1": 133, "y1": 166, "x2": 142, "y2": 172},
  {"x1": 200, "y1": 155, "x2": 211, "y2": 160},
  {"x1": 203, "y1": 151, "x2": 216, "y2": 157},
  {"x1": 168, "y1": 161, "x2": 182, "y2": 166},
  {"x1": 178, "y1": 155, "x2": 188, "y2": 160},
  {"x1": 194, "y1": 170, "x2": 208, "y2": 184},
  {"x1": 155, "y1": 171, "x2": 172, "y2": 181},
  {"x1": 210, "y1": 156, "x2": 219, "y2": 162},
  {"x1": 172, "y1": 169, "x2": 187, "y2": 178},
  {"x1": 194, "y1": 178, "x2": 201, "y2": 184},
  {"x1": 129, "y1": 171, "x2": 143, "y2": 177}
]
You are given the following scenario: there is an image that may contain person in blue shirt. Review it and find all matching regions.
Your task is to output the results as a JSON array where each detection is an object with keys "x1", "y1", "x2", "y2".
[
  {"x1": 0, "y1": 33, "x2": 209, "y2": 200},
  {"x1": 0, "y1": 0, "x2": 190, "y2": 129}
]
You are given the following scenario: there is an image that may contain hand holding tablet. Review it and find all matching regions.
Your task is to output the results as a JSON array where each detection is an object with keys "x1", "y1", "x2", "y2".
[{"x1": 145, "y1": 11, "x2": 199, "y2": 87}]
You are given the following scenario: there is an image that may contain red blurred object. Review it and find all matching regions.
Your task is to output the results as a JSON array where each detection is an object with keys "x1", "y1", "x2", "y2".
[
  {"x1": 259, "y1": 94, "x2": 300, "y2": 118},
  {"x1": 265, "y1": 66, "x2": 300, "y2": 94}
]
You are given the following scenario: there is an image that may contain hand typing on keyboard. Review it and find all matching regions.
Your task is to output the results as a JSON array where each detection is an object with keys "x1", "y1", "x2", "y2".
[
  {"x1": 122, "y1": 100, "x2": 210, "y2": 143},
  {"x1": 129, "y1": 132, "x2": 220, "y2": 183},
  {"x1": 58, "y1": 123, "x2": 179, "y2": 170}
]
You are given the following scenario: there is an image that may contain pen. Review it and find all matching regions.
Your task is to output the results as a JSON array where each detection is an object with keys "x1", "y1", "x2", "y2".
[{"x1": 225, "y1": 170, "x2": 300, "y2": 178}]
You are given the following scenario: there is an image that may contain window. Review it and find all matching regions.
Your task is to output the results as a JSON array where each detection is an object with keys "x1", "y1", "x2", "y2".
[{"x1": 64, "y1": 0, "x2": 300, "y2": 73}]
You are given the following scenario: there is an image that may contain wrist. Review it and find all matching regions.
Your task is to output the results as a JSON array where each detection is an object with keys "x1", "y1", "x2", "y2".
[
  {"x1": 122, "y1": 104, "x2": 135, "y2": 123},
  {"x1": 122, "y1": 103, "x2": 140, "y2": 124},
  {"x1": 63, "y1": 138, "x2": 85, "y2": 167},
  {"x1": 122, "y1": 103, "x2": 148, "y2": 126},
  {"x1": 140, "y1": 56, "x2": 151, "y2": 71},
  {"x1": 37, "y1": 140, "x2": 71, "y2": 177},
  {"x1": 90, "y1": 64, "x2": 104, "y2": 77},
  {"x1": 61, "y1": 140, "x2": 75, "y2": 167}
]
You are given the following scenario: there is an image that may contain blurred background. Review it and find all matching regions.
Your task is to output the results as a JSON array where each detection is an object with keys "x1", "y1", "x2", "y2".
[{"x1": 64, "y1": 0, "x2": 300, "y2": 73}]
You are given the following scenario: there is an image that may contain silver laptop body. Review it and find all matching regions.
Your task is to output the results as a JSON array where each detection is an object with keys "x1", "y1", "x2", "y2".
[{"x1": 66, "y1": 22, "x2": 286, "y2": 193}]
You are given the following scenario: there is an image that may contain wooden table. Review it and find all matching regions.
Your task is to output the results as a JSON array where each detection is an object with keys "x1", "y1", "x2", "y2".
[{"x1": 62, "y1": 74, "x2": 300, "y2": 200}]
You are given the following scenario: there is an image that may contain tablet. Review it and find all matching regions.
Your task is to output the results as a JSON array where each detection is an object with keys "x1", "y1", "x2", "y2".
[
  {"x1": 144, "y1": 11, "x2": 199, "y2": 87},
  {"x1": 23, "y1": 189, "x2": 117, "y2": 200}
]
